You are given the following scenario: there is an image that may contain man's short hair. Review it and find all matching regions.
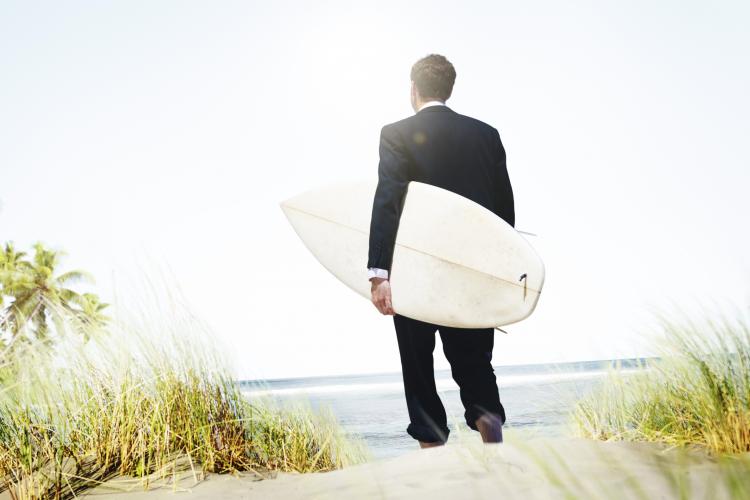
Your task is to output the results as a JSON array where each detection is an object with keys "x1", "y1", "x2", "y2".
[{"x1": 410, "y1": 54, "x2": 456, "y2": 102}]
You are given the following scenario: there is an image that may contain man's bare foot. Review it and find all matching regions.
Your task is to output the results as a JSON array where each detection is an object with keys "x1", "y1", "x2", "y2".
[
  {"x1": 419, "y1": 440, "x2": 445, "y2": 449},
  {"x1": 475, "y1": 414, "x2": 503, "y2": 443}
]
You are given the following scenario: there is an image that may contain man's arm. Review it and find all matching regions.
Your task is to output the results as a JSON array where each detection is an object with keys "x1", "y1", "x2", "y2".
[
  {"x1": 367, "y1": 124, "x2": 411, "y2": 277},
  {"x1": 493, "y1": 129, "x2": 515, "y2": 228}
]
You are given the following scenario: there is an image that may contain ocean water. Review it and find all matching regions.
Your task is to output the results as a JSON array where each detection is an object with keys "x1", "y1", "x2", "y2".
[{"x1": 240, "y1": 359, "x2": 641, "y2": 460}]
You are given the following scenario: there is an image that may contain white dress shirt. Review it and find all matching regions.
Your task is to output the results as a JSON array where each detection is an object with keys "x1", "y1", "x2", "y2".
[{"x1": 368, "y1": 100, "x2": 446, "y2": 281}]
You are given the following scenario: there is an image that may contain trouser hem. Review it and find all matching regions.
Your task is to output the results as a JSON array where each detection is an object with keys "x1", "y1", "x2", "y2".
[
  {"x1": 406, "y1": 423, "x2": 450, "y2": 443},
  {"x1": 465, "y1": 407, "x2": 506, "y2": 431}
]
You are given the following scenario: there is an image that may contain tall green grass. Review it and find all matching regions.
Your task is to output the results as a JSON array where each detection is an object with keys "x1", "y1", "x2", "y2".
[
  {"x1": 574, "y1": 308, "x2": 750, "y2": 455},
  {"x1": 0, "y1": 294, "x2": 367, "y2": 499}
]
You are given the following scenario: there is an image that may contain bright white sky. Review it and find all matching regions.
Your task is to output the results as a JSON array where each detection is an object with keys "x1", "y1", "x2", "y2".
[{"x1": 2, "y1": 1, "x2": 748, "y2": 380}]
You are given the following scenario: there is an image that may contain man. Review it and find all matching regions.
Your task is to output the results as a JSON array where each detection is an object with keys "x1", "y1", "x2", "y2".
[{"x1": 367, "y1": 54, "x2": 515, "y2": 448}]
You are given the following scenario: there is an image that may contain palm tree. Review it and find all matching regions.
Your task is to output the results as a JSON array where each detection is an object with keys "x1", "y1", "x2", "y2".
[
  {"x1": 0, "y1": 242, "x2": 32, "y2": 330},
  {"x1": 69, "y1": 292, "x2": 110, "y2": 340},
  {"x1": 0, "y1": 242, "x2": 31, "y2": 302},
  {"x1": 3, "y1": 242, "x2": 95, "y2": 341}
]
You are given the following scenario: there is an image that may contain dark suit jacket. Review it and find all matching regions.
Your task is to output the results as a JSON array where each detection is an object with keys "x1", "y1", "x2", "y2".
[{"x1": 367, "y1": 105, "x2": 515, "y2": 274}]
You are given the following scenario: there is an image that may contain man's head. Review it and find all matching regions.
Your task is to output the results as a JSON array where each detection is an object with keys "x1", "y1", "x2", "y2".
[{"x1": 410, "y1": 54, "x2": 456, "y2": 112}]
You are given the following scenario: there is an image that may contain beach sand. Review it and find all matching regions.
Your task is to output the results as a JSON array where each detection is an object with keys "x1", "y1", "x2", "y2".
[{"x1": 79, "y1": 435, "x2": 741, "y2": 499}]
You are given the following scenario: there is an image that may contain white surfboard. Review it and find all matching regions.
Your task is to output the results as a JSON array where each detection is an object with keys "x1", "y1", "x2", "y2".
[{"x1": 280, "y1": 181, "x2": 544, "y2": 328}]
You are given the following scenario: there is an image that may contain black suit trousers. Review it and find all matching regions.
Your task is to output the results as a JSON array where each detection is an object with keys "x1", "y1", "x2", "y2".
[{"x1": 394, "y1": 313, "x2": 506, "y2": 443}]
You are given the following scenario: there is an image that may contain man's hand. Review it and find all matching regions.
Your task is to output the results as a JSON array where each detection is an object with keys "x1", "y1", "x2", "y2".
[{"x1": 370, "y1": 277, "x2": 394, "y2": 315}]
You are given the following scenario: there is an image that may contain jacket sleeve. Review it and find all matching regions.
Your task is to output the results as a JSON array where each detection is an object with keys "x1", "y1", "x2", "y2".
[
  {"x1": 493, "y1": 129, "x2": 515, "y2": 228},
  {"x1": 367, "y1": 124, "x2": 411, "y2": 274}
]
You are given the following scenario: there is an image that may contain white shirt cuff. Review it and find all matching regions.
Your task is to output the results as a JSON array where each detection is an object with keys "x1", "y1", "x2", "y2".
[{"x1": 368, "y1": 267, "x2": 389, "y2": 280}]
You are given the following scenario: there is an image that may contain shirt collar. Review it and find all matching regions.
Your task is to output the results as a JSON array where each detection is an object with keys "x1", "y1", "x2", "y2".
[{"x1": 417, "y1": 100, "x2": 446, "y2": 112}]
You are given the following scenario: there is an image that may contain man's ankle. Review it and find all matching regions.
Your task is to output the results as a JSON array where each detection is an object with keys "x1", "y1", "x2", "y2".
[
  {"x1": 419, "y1": 440, "x2": 445, "y2": 449},
  {"x1": 475, "y1": 414, "x2": 503, "y2": 443}
]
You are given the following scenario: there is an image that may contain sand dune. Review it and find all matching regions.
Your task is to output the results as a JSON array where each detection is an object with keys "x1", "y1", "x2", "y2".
[{"x1": 82, "y1": 436, "x2": 742, "y2": 499}]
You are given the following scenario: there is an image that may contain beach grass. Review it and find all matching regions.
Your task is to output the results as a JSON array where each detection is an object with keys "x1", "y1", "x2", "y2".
[
  {"x1": 0, "y1": 295, "x2": 367, "y2": 500},
  {"x1": 573, "y1": 307, "x2": 750, "y2": 456}
]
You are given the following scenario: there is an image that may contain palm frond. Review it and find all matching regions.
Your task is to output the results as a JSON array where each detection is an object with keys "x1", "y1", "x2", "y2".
[{"x1": 55, "y1": 270, "x2": 94, "y2": 286}]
